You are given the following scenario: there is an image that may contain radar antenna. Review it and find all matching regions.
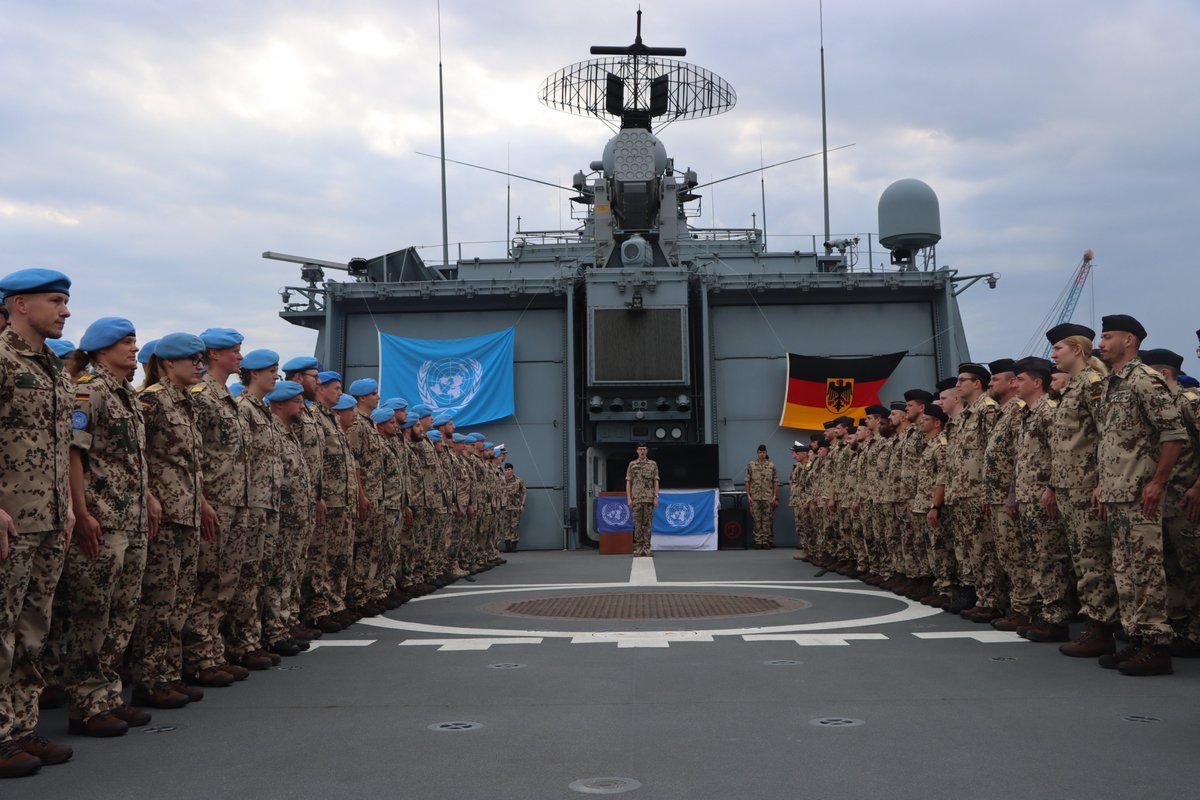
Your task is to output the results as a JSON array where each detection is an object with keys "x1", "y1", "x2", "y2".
[{"x1": 537, "y1": 10, "x2": 736, "y2": 133}]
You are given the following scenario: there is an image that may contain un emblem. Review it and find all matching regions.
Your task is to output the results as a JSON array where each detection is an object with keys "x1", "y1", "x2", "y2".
[
  {"x1": 601, "y1": 503, "x2": 631, "y2": 528},
  {"x1": 664, "y1": 502, "x2": 696, "y2": 529},
  {"x1": 417, "y1": 357, "x2": 483, "y2": 414}
]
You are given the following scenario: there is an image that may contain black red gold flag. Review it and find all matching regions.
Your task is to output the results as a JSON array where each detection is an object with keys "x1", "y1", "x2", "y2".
[{"x1": 780, "y1": 352, "x2": 906, "y2": 430}]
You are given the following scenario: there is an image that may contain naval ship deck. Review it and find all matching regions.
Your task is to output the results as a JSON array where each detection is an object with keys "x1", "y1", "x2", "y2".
[{"x1": 25, "y1": 551, "x2": 1198, "y2": 800}]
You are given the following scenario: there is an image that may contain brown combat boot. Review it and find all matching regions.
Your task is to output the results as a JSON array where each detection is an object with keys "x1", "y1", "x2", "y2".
[
  {"x1": 1059, "y1": 622, "x2": 1117, "y2": 658},
  {"x1": 132, "y1": 682, "x2": 189, "y2": 708},
  {"x1": 15, "y1": 733, "x2": 73, "y2": 764},
  {"x1": 1117, "y1": 643, "x2": 1173, "y2": 676},
  {"x1": 217, "y1": 663, "x2": 251, "y2": 681},
  {"x1": 1169, "y1": 636, "x2": 1200, "y2": 658},
  {"x1": 1098, "y1": 637, "x2": 1142, "y2": 670},
  {"x1": 186, "y1": 667, "x2": 236, "y2": 687},
  {"x1": 991, "y1": 612, "x2": 1031, "y2": 632},
  {"x1": 170, "y1": 680, "x2": 204, "y2": 703},
  {"x1": 966, "y1": 607, "x2": 1004, "y2": 623},
  {"x1": 1022, "y1": 620, "x2": 1070, "y2": 643},
  {"x1": 110, "y1": 705, "x2": 152, "y2": 726},
  {"x1": 68, "y1": 711, "x2": 129, "y2": 738},
  {"x1": 0, "y1": 738, "x2": 42, "y2": 779}
]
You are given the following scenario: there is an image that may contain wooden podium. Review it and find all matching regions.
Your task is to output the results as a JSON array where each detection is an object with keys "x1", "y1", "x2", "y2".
[{"x1": 599, "y1": 531, "x2": 633, "y2": 555}]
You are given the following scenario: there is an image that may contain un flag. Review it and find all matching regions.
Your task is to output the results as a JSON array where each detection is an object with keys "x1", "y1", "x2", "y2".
[{"x1": 379, "y1": 328, "x2": 515, "y2": 425}]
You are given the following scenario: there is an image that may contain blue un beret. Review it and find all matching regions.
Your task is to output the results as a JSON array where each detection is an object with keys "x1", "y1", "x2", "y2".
[
  {"x1": 411, "y1": 404, "x2": 433, "y2": 419},
  {"x1": 48, "y1": 339, "x2": 76, "y2": 357},
  {"x1": 138, "y1": 338, "x2": 159, "y2": 365},
  {"x1": 348, "y1": 378, "x2": 379, "y2": 397},
  {"x1": 427, "y1": 430, "x2": 443, "y2": 443},
  {"x1": 318, "y1": 370, "x2": 341, "y2": 384},
  {"x1": 466, "y1": 433, "x2": 484, "y2": 443},
  {"x1": 484, "y1": 441, "x2": 495, "y2": 449},
  {"x1": 370, "y1": 407, "x2": 395, "y2": 425},
  {"x1": 433, "y1": 412, "x2": 454, "y2": 426},
  {"x1": 332, "y1": 393, "x2": 357, "y2": 411},
  {"x1": 265, "y1": 380, "x2": 303, "y2": 403},
  {"x1": 281, "y1": 356, "x2": 320, "y2": 375},
  {"x1": 229, "y1": 382, "x2": 245, "y2": 398},
  {"x1": 402, "y1": 417, "x2": 418, "y2": 429},
  {"x1": 382, "y1": 396, "x2": 408, "y2": 410},
  {"x1": 0, "y1": 268, "x2": 71, "y2": 300},
  {"x1": 241, "y1": 349, "x2": 280, "y2": 371},
  {"x1": 80, "y1": 317, "x2": 136, "y2": 353},
  {"x1": 198, "y1": 327, "x2": 244, "y2": 350},
  {"x1": 156, "y1": 332, "x2": 206, "y2": 360},
  {"x1": 452, "y1": 433, "x2": 467, "y2": 443}
]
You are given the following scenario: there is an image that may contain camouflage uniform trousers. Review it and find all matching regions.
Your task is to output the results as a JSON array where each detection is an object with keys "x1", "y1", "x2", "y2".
[
  {"x1": 872, "y1": 503, "x2": 898, "y2": 576},
  {"x1": 395, "y1": 517, "x2": 416, "y2": 589},
  {"x1": 991, "y1": 504, "x2": 1037, "y2": 618},
  {"x1": 632, "y1": 502, "x2": 654, "y2": 552},
  {"x1": 407, "y1": 508, "x2": 434, "y2": 584},
  {"x1": 41, "y1": 578, "x2": 68, "y2": 695},
  {"x1": 130, "y1": 523, "x2": 198, "y2": 689},
  {"x1": 304, "y1": 507, "x2": 352, "y2": 621},
  {"x1": 226, "y1": 508, "x2": 277, "y2": 659},
  {"x1": 1162, "y1": 514, "x2": 1200, "y2": 643},
  {"x1": 899, "y1": 504, "x2": 928, "y2": 578},
  {"x1": 1105, "y1": 502, "x2": 1172, "y2": 644},
  {"x1": 432, "y1": 509, "x2": 453, "y2": 577},
  {"x1": 1059, "y1": 489, "x2": 1119, "y2": 626},
  {"x1": 447, "y1": 513, "x2": 469, "y2": 569},
  {"x1": 504, "y1": 509, "x2": 521, "y2": 544},
  {"x1": 374, "y1": 512, "x2": 401, "y2": 596},
  {"x1": 0, "y1": 528, "x2": 66, "y2": 741},
  {"x1": 792, "y1": 510, "x2": 807, "y2": 554},
  {"x1": 749, "y1": 500, "x2": 775, "y2": 546},
  {"x1": 347, "y1": 511, "x2": 385, "y2": 607},
  {"x1": 487, "y1": 513, "x2": 503, "y2": 560},
  {"x1": 262, "y1": 509, "x2": 312, "y2": 646},
  {"x1": 64, "y1": 529, "x2": 147, "y2": 721},
  {"x1": 921, "y1": 513, "x2": 956, "y2": 595},
  {"x1": 941, "y1": 505, "x2": 966, "y2": 585},
  {"x1": 1018, "y1": 503, "x2": 1075, "y2": 625},
  {"x1": 848, "y1": 509, "x2": 867, "y2": 566},
  {"x1": 953, "y1": 501, "x2": 994, "y2": 598},
  {"x1": 183, "y1": 503, "x2": 248, "y2": 673}
]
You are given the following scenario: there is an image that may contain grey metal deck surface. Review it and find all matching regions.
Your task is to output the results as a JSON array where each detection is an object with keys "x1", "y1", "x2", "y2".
[{"x1": 18, "y1": 550, "x2": 1199, "y2": 800}]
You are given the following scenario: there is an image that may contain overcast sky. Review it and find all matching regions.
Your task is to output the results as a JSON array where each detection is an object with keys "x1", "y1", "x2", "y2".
[{"x1": 3, "y1": 0, "x2": 1197, "y2": 372}]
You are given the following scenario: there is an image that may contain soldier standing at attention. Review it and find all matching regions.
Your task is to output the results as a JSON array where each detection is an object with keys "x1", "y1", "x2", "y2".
[
  {"x1": 746, "y1": 444, "x2": 779, "y2": 549},
  {"x1": 345, "y1": 378, "x2": 387, "y2": 615},
  {"x1": 1013, "y1": 357, "x2": 1076, "y2": 642},
  {"x1": 65, "y1": 318, "x2": 153, "y2": 737},
  {"x1": 0, "y1": 269, "x2": 75, "y2": 777},
  {"x1": 788, "y1": 442, "x2": 811, "y2": 558},
  {"x1": 978, "y1": 358, "x2": 1025, "y2": 627},
  {"x1": 182, "y1": 327, "x2": 250, "y2": 687},
  {"x1": 281, "y1": 358, "x2": 326, "y2": 641},
  {"x1": 130, "y1": 332, "x2": 206, "y2": 711},
  {"x1": 625, "y1": 443, "x2": 659, "y2": 557},
  {"x1": 1044, "y1": 324, "x2": 1119, "y2": 657},
  {"x1": 945, "y1": 363, "x2": 1001, "y2": 616},
  {"x1": 503, "y1": 463, "x2": 527, "y2": 553},
  {"x1": 1095, "y1": 315, "x2": 1185, "y2": 676}
]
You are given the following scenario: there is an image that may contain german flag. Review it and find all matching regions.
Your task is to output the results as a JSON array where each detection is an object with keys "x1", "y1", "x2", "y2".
[{"x1": 780, "y1": 352, "x2": 906, "y2": 430}]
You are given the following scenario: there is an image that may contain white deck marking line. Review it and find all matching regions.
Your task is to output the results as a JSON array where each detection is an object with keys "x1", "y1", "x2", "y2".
[
  {"x1": 742, "y1": 633, "x2": 889, "y2": 646},
  {"x1": 913, "y1": 631, "x2": 1027, "y2": 643},
  {"x1": 304, "y1": 639, "x2": 377, "y2": 650},
  {"x1": 628, "y1": 557, "x2": 658, "y2": 585},
  {"x1": 398, "y1": 637, "x2": 543, "y2": 651},
  {"x1": 571, "y1": 632, "x2": 715, "y2": 648}
]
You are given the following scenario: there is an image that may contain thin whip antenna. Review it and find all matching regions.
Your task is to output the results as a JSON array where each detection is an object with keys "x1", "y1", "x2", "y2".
[
  {"x1": 759, "y1": 138, "x2": 768, "y2": 250},
  {"x1": 506, "y1": 144, "x2": 511, "y2": 256},
  {"x1": 437, "y1": 0, "x2": 450, "y2": 266},
  {"x1": 819, "y1": 0, "x2": 831, "y2": 242}
]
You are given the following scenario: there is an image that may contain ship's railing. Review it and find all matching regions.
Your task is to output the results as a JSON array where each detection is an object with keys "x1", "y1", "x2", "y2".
[{"x1": 764, "y1": 232, "x2": 939, "y2": 273}]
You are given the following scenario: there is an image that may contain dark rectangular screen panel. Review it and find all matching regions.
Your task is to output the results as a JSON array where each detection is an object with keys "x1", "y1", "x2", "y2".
[{"x1": 591, "y1": 307, "x2": 686, "y2": 384}]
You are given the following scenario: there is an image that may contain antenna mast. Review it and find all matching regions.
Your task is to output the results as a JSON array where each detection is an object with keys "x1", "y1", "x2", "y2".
[
  {"x1": 437, "y1": 1, "x2": 450, "y2": 266},
  {"x1": 819, "y1": 0, "x2": 831, "y2": 243}
]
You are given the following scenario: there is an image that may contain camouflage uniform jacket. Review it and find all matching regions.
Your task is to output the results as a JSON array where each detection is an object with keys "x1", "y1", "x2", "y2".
[
  {"x1": 450, "y1": 452, "x2": 473, "y2": 515},
  {"x1": 1097, "y1": 358, "x2": 1187, "y2": 503},
  {"x1": 489, "y1": 463, "x2": 505, "y2": 511},
  {"x1": 72, "y1": 365, "x2": 148, "y2": 531},
  {"x1": 381, "y1": 436, "x2": 409, "y2": 512},
  {"x1": 405, "y1": 433, "x2": 442, "y2": 510},
  {"x1": 946, "y1": 394, "x2": 999, "y2": 503},
  {"x1": 139, "y1": 380, "x2": 202, "y2": 527},
  {"x1": 189, "y1": 372, "x2": 250, "y2": 508},
  {"x1": 506, "y1": 474, "x2": 527, "y2": 509},
  {"x1": 625, "y1": 459, "x2": 659, "y2": 503},
  {"x1": 911, "y1": 432, "x2": 948, "y2": 513},
  {"x1": 238, "y1": 393, "x2": 282, "y2": 511},
  {"x1": 1014, "y1": 395, "x2": 1057, "y2": 505},
  {"x1": 898, "y1": 425, "x2": 924, "y2": 502},
  {"x1": 275, "y1": 416, "x2": 314, "y2": 521},
  {"x1": 1165, "y1": 385, "x2": 1200, "y2": 514},
  {"x1": 315, "y1": 405, "x2": 356, "y2": 508},
  {"x1": 814, "y1": 449, "x2": 834, "y2": 502},
  {"x1": 347, "y1": 410, "x2": 387, "y2": 504},
  {"x1": 1049, "y1": 368, "x2": 1104, "y2": 490},
  {"x1": 788, "y1": 461, "x2": 806, "y2": 509},
  {"x1": 435, "y1": 447, "x2": 458, "y2": 509},
  {"x1": 745, "y1": 460, "x2": 777, "y2": 503},
  {"x1": 982, "y1": 397, "x2": 1025, "y2": 505},
  {"x1": 292, "y1": 403, "x2": 325, "y2": 503},
  {"x1": 0, "y1": 327, "x2": 72, "y2": 533}
]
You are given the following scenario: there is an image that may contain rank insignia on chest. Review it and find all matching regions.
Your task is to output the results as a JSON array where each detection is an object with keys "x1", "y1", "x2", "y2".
[{"x1": 15, "y1": 372, "x2": 37, "y2": 388}]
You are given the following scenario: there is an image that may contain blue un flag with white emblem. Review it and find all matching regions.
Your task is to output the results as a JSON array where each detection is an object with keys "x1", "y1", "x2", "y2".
[{"x1": 379, "y1": 327, "x2": 515, "y2": 425}]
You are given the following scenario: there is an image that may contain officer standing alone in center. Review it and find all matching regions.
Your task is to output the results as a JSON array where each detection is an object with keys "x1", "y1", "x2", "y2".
[
  {"x1": 746, "y1": 444, "x2": 779, "y2": 549},
  {"x1": 625, "y1": 443, "x2": 659, "y2": 557}
]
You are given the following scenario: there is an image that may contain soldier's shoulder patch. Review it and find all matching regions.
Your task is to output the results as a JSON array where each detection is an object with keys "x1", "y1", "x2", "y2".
[
  {"x1": 1087, "y1": 371, "x2": 1103, "y2": 384},
  {"x1": 1014, "y1": 398, "x2": 1027, "y2": 408},
  {"x1": 1046, "y1": 399, "x2": 1058, "y2": 408},
  {"x1": 937, "y1": 433, "x2": 948, "y2": 445},
  {"x1": 141, "y1": 383, "x2": 164, "y2": 393},
  {"x1": 138, "y1": 383, "x2": 163, "y2": 406},
  {"x1": 1184, "y1": 390, "x2": 1200, "y2": 402},
  {"x1": 190, "y1": 383, "x2": 206, "y2": 394},
  {"x1": 77, "y1": 373, "x2": 97, "y2": 383},
  {"x1": 983, "y1": 396, "x2": 999, "y2": 407},
  {"x1": 71, "y1": 410, "x2": 89, "y2": 430}
]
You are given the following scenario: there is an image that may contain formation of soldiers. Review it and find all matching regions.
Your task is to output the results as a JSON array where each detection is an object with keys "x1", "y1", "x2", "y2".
[
  {"x1": 784, "y1": 317, "x2": 1200, "y2": 680},
  {"x1": 0, "y1": 268, "x2": 527, "y2": 779}
]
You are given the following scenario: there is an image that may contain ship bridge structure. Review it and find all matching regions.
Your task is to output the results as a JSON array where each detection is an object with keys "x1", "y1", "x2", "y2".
[{"x1": 271, "y1": 15, "x2": 994, "y2": 550}]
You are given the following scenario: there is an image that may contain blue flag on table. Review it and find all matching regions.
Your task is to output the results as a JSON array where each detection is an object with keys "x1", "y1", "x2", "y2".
[
  {"x1": 596, "y1": 496, "x2": 635, "y2": 532},
  {"x1": 652, "y1": 490, "x2": 718, "y2": 535},
  {"x1": 379, "y1": 328, "x2": 515, "y2": 426}
]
